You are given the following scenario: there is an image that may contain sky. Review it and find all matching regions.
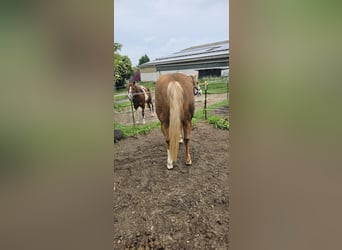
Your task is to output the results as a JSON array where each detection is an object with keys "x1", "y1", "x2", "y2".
[{"x1": 114, "y1": 0, "x2": 229, "y2": 67}]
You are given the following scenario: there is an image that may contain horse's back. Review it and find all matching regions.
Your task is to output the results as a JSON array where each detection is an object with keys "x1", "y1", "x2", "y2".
[
  {"x1": 156, "y1": 73, "x2": 194, "y2": 101},
  {"x1": 156, "y1": 73, "x2": 191, "y2": 87},
  {"x1": 155, "y1": 73, "x2": 195, "y2": 120}
]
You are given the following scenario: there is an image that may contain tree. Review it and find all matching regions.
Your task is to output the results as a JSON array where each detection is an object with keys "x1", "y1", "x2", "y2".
[
  {"x1": 138, "y1": 54, "x2": 150, "y2": 66},
  {"x1": 113, "y1": 42, "x2": 122, "y2": 52},
  {"x1": 114, "y1": 43, "x2": 133, "y2": 89}
]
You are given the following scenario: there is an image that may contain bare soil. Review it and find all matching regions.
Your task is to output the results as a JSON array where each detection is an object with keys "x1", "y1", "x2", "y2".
[{"x1": 114, "y1": 100, "x2": 229, "y2": 249}]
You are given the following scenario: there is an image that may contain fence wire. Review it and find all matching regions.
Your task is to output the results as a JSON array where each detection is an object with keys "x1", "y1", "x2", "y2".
[{"x1": 114, "y1": 79, "x2": 229, "y2": 124}]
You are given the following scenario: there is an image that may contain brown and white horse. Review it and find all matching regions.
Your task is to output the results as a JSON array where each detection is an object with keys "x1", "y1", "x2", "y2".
[
  {"x1": 127, "y1": 81, "x2": 154, "y2": 124},
  {"x1": 155, "y1": 73, "x2": 202, "y2": 169}
]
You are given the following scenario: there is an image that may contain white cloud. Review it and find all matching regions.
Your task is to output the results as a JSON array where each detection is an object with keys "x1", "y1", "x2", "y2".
[{"x1": 114, "y1": 0, "x2": 229, "y2": 66}]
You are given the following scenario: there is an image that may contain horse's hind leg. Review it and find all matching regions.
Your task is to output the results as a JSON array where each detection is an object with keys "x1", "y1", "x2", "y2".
[
  {"x1": 161, "y1": 122, "x2": 173, "y2": 169},
  {"x1": 184, "y1": 120, "x2": 192, "y2": 165},
  {"x1": 179, "y1": 123, "x2": 184, "y2": 144}
]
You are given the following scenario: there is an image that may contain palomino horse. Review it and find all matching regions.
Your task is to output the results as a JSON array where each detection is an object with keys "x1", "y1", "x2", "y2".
[
  {"x1": 155, "y1": 73, "x2": 202, "y2": 169},
  {"x1": 127, "y1": 81, "x2": 154, "y2": 124}
]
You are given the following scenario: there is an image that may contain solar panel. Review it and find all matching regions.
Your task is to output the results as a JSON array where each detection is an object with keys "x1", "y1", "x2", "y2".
[
  {"x1": 144, "y1": 40, "x2": 229, "y2": 66},
  {"x1": 157, "y1": 43, "x2": 227, "y2": 59}
]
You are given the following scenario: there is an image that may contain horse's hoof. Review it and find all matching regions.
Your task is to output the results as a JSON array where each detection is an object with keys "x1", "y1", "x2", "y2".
[
  {"x1": 179, "y1": 138, "x2": 184, "y2": 144},
  {"x1": 185, "y1": 160, "x2": 192, "y2": 166},
  {"x1": 167, "y1": 162, "x2": 173, "y2": 169}
]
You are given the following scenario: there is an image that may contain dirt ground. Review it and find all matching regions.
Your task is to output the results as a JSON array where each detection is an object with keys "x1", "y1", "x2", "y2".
[{"x1": 114, "y1": 98, "x2": 229, "y2": 249}]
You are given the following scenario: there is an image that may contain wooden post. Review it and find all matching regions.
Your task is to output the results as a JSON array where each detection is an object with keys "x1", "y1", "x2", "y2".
[
  {"x1": 227, "y1": 78, "x2": 229, "y2": 101},
  {"x1": 130, "y1": 100, "x2": 135, "y2": 127},
  {"x1": 203, "y1": 80, "x2": 208, "y2": 120}
]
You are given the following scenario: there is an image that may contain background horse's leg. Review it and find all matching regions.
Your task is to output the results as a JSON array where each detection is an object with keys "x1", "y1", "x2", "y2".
[
  {"x1": 141, "y1": 106, "x2": 145, "y2": 124},
  {"x1": 151, "y1": 101, "x2": 155, "y2": 116},
  {"x1": 184, "y1": 120, "x2": 192, "y2": 165},
  {"x1": 133, "y1": 102, "x2": 140, "y2": 124},
  {"x1": 150, "y1": 99, "x2": 154, "y2": 112}
]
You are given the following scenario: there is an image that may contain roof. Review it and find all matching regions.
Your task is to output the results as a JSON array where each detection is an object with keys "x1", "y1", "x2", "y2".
[{"x1": 140, "y1": 40, "x2": 229, "y2": 68}]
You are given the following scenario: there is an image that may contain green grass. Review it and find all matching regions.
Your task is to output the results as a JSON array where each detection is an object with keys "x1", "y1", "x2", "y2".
[
  {"x1": 138, "y1": 81, "x2": 156, "y2": 90},
  {"x1": 114, "y1": 81, "x2": 229, "y2": 138},
  {"x1": 114, "y1": 121, "x2": 160, "y2": 137},
  {"x1": 113, "y1": 87, "x2": 127, "y2": 95},
  {"x1": 193, "y1": 99, "x2": 229, "y2": 118},
  {"x1": 114, "y1": 99, "x2": 229, "y2": 139},
  {"x1": 192, "y1": 99, "x2": 229, "y2": 129},
  {"x1": 199, "y1": 78, "x2": 229, "y2": 94},
  {"x1": 114, "y1": 101, "x2": 131, "y2": 110},
  {"x1": 207, "y1": 116, "x2": 229, "y2": 129},
  {"x1": 200, "y1": 76, "x2": 228, "y2": 81},
  {"x1": 114, "y1": 94, "x2": 128, "y2": 101},
  {"x1": 113, "y1": 79, "x2": 228, "y2": 100},
  {"x1": 206, "y1": 99, "x2": 229, "y2": 109}
]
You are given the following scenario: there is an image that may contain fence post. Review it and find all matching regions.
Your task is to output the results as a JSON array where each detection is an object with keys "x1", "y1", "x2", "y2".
[
  {"x1": 203, "y1": 80, "x2": 208, "y2": 120},
  {"x1": 130, "y1": 100, "x2": 135, "y2": 127},
  {"x1": 227, "y1": 77, "x2": 229, "y2": 101}
]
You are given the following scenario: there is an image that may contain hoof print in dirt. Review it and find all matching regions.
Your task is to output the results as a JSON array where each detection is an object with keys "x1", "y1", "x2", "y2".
[{"x1": 114, "y1": 129, "x2": 124, "y2": 143}]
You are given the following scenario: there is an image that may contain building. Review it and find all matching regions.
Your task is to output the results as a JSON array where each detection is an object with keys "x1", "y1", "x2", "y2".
[{"x1": 139, "y1": 40, "x2": 229, "y2": 81}]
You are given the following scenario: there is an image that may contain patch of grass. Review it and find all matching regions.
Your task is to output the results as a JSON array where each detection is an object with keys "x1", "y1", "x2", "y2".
[
  {"x1": 207, "y1": 116, "x2": 229, "y2": 130},
  {"x1": 193, "y1": 108, "x2": 205, "y2": 122},
  {"x1": 114, "y1": 98, "x2": 229, "y2": 140},
  {"x1": 200, "y1": 76, "x2": 228, "y2": 82},
  {"x1": 114, "y1": 121, "x2": 161, "y2": 137},
  {"x1": 207, "y1": 88, "x2": 228, "y2": 94},
  {"x1": 199, "y1": 83, "x2": 228, "y2": 94},
  {"x1": 193, "y1": 99, "x2": 229, "y2": 127},
  {"x1": 206, "y1": 99, "x2": 229, "y2": 109},
  {"x1": 199, "y1": 78, "x2": 229, "y2": 94},
  {"x1": 114, "y1": 94, "x2": 128, "y2": 101},
  {"x1": 113, "y1": 87, "x2": 127, "y2": 95},
  {"x1": 114, "y1": 101, "x2": 131, "y2": 110},
  {"x1": 139, "y1": 81, "x2": 156, "y2": 90},
  {"x1": 194, "y1": 99, "x2": 229, "y2": 118}
]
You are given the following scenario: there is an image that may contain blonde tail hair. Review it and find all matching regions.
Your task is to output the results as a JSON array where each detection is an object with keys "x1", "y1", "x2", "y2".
[{"x1": 167, "y1": 81, "x2": 183, "y2": 161}]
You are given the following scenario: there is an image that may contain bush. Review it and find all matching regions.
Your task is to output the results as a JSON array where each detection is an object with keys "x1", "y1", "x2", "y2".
[{"x1": 207, "y1": 116, "x2": 229, "y2": 130}]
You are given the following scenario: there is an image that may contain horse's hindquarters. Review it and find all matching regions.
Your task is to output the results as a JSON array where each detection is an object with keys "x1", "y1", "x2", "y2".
[{"x1": 156, "y1": 73, "x2": 197, "y2": 169}]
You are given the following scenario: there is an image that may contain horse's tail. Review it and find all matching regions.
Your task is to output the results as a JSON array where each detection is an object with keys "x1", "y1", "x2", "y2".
[{"x1": 167, "y1": 81, "x2": 184, "y2": 161}]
